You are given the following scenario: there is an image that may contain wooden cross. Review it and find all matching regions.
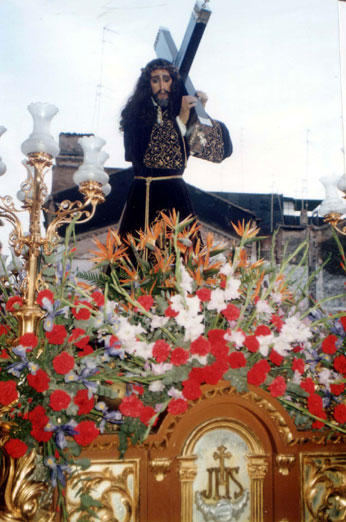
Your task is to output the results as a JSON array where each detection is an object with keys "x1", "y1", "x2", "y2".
[{"x1": 154, "y1": 1, "x2": 212, "y2": 125}]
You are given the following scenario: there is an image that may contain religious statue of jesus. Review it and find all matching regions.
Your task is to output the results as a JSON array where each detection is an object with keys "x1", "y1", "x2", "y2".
[{"x1": 118, "y1": 57, "x2": 232, "y2": 239}]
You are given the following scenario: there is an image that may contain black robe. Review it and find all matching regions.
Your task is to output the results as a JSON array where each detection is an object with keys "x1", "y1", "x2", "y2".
[{"x1": 118, "y1": 108, "x2": 232, "y2": 238}]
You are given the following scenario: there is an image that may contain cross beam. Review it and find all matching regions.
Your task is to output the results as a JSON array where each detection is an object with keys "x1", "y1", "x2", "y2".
[{"x1": 154, "y1": 1, "x2": 212, "y2": 125}]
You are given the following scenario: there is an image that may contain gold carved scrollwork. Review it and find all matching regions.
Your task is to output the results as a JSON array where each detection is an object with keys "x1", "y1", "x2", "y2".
[
  {"x1": 67, "y1": 462, "x2": 139, "y2": 522},
  {"x1": 301, "y1": 453, "x2": 346, "y2": 522},
  {"x1": 149, "y1": 457, "x2": 172, "y2": 482},
  {"x1": 276, "y1": 454, "x2": 296, "y2": 476},
  {"x1": 0, "y1": 439, "x2": 53, "y2": 522}
]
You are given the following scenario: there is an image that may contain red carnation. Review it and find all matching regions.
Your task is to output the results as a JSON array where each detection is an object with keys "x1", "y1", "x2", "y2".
[
  {"x1": 5, "y1": 296, "x2": 23, "y2": 312},
  {"x1": 165, "y1": 306, "x2": 178, "y2": 318},
  {"x1": 321, "y1": 334, "x2": 338, "y2": 355},
  {"x1": 271, "y1": 314, "x2": 284, "y2": 332},
  {"x1": 333, "y1": 403, "x2": 346, "y2": 424},
  {"x1": 27, "y1": 369, "x2": 50, "y2": 392},
  {"x1": 119, "y1": 394, "x2": 144, "y2": 418},
  {"x1": 170, "y1": 347, "x2": 189, "y2": 366},
  {"x1": 270, "y1": 349, "x2": 284, "y2": 366},
  {"x1": 228, "y1": 351, "x2": 246, "y2": 369},
  {"x1": 49, "y1": 390, "x2": 71, "y2": 411},
  {"x1": 196, "y1": 288, "x2": 211, "y2": 302},
  {"x1": 4, "y1": 438, "x2": 28, "y2": 459},
  {"x1": 204, "y1": 361, "x2": 228, "y2": 385},
  {"x1": 18, "y1": 333, "x2": 38, "y2": 349},
  {"x1": 268, "y1": 376, "x2": 286, "y2": 397},
  {"x1": 190, "y1": 336, "x2": 211, "y2": 356},
  {"x1": 28, "y1": 405, "x2": 49, "y2": 428},
  {"x1": 334, "y1": 355, "x2": 346, "y2": 374},
  {"x1": 68, "y1": 328, "x2": 87, "y2": 345},
  {"x1": 0, "y1": 350, "x2": 10, "y2": 359},
  {"x1": 221, "y1": 303, "x2": 240, "y2": 321},
  {"x1": 244, "y1": 335, "x2": 259, "y2": 353},
  {"x1": 136, "y1": 295, "x2": 154, "y2": 311},
  {"x1": 189, "y1": 366, "x2": 207, "y2": 384},
  {"x1": 37, "y1": 289, "x2": 54, "y2": 307},
  {"x1": 74, "y1": 389, "x2": 95, "y2": 415},
  {"x1": 0, "y1": 380, "x2": 18, "y2": 406},
  {"x1": 73, "y1": 420, "x2": 99, "y2": 447},
  {"x1": 247, "y1": 360, "x2": 270, "y2": 386},
  {"x1": 208, "y1": 329, "x2": 227, "y2": 346},
  {"x1": 300, "y1": 377, "x2": 315, "y2": 395},
  {"x1": 330, "y1": 383, "x2": 345, "y2": 396},
  {"x1": 77, "y1": 344, "x2": 94, "y2": 357},
  {"x1": 72, "y1": 300, "x2": 92, "y2": 321},
  {"x1": 307, "y1": 393, "x2": 324, "y2": 416},
  {"x1": 53, "y1": 351, "x2": 75, "y2": 375},
  {"x1": 0, "y1": 325, "x2": 9, "y2": 336},
  {"x1": 211, "y1": 342, "x2": 229, "y2": 360},
  {"x1": 168, "y1": 398, "x2": 188, "y2": 415},
  {"x1": 140, "y1": 405, "x2": 156, "y2": 426},
  {"x1": 292, "y1": 358, "x2": 305, "y2": 375},
  {"x1": 339, "y1": 316, "x2": 346, "y2": 331},
  {"x1": 182, "y1": 379, "x2": 202, "y2": 400},
  {"x1": 91, "y1": 291, "x2": 105, "y2": 307},
  {"x1": 152, "y1": 340, "x2": 170, "y2": 362},
  {"x1": 31, "y1": 427, "x2": 53, "y2": 442},
  {"x1": 312, "y1": 410, "x2": 327, "y2": 429},
  {"x1": 255, "y1": 325, "x2": 271, "y2": 336},
  {"x1": 45, "y1": 324, "x2": 67, "y2": 345}
]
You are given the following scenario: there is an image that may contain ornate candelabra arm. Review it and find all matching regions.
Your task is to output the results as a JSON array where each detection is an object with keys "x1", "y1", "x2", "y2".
[{"x1": 44, "y1": 181, "x2": 105, "y2": 255}]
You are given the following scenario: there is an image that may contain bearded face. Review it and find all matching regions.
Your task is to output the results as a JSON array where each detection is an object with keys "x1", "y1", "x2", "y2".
[{"x1": 150, "y1": 69, "x2": 172, "y2": 108}]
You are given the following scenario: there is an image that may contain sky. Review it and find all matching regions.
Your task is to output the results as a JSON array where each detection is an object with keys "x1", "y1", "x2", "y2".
[{"x1": 0, "y1": 0, "x2": 345, "y2": 250}]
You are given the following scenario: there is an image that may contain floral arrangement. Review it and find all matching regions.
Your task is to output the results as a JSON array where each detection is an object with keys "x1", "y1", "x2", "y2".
[{"x1": 0, "y1": 214, "x2": 346, "y2": 520}]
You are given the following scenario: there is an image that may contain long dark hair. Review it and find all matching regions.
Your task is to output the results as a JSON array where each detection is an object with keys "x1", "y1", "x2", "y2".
[{"x1": 120, "y1": 58, "x2": 183, "y2": 131}]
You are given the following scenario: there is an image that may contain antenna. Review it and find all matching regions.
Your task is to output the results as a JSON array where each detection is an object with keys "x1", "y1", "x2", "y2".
[{"x1": 92, "y1": 26, "x2": 118, "y2": 132}]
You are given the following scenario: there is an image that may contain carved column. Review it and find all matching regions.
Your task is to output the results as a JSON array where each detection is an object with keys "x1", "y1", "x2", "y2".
[
  {"x1": 247, "y1": 455, "x2": 269, "y2": 522},
  {"x1": 177, "y1": 455, "x2": 198, "y2": 522}
]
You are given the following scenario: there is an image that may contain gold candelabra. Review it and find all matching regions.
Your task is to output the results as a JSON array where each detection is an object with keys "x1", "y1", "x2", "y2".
[{"x1": 0, "y1": 103, "x2": 110, "y2": 337}]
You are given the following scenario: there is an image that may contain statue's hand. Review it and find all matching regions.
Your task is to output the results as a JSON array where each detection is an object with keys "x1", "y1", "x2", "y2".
[
  {"x1": 195, "y1": 90, "x2": 208, "y2": 108},
  {"x1": 179, "y1": 95, "x2": 197, "y2": 125}
]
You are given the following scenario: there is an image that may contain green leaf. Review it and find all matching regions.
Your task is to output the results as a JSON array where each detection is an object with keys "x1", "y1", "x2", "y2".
[
  {"x1": 224, "y1": 369, "x2": 248, "y2": 393},
  {"x1": 80, "y1": 493, "x2": 102, "y2": 509},
  {"x1": 75, "y1": 458, "x2": 91, "y2": 470}
]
